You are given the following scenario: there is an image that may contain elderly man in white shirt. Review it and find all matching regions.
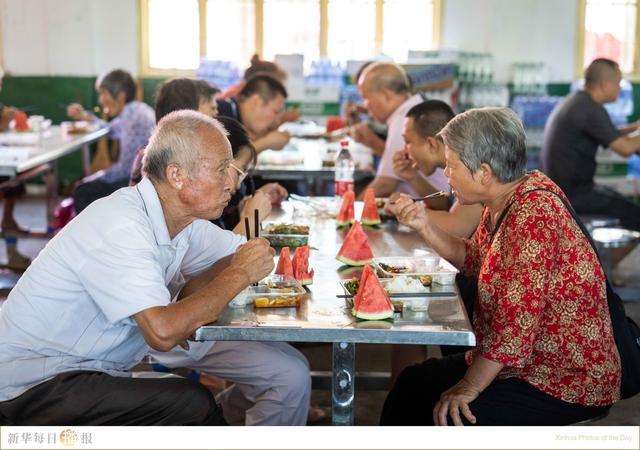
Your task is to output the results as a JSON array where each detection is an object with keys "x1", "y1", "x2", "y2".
[
  {"x1": 355, "y1": 62, "x2": 448, "y2": 199},
  {"x1": 0, "y1": 111, "x2": 311, "y2": 426}
]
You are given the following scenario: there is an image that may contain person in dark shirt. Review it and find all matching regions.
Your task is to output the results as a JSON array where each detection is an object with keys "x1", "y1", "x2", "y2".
[
  {"x1": 216, "y1": 74, "x2": 291, "y2": 153},
  {"x1": 541, "y1": 58, "x2": 640, "y2": 230}
]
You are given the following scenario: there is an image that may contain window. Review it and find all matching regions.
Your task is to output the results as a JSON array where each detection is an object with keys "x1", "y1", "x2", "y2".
[
  {"x1": 578, "y1": 0, "x2": 640, "y2": 75},
  {"x1": 205, "y1": 0, "x2": 255, "y2": 69},
  {"x1": 263, "y1": 0, "x2": 320, "y2": 61},
  {"x1": 326, "y1": 0, "x2": 376, "y2": 62},
  {"x1": 140, "y1": 0, "x2": 441, "y2": 75},
  {"x1": 382, "y1": 0, "x2": 437, "y2": 62},
  {"x1": 145, "y1": 0, "x2": 201, "y2": 71}
]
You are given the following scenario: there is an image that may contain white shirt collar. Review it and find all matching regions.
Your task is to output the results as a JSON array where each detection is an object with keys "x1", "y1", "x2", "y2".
[{"x1": 136, "y1": 177, "x2": 173, "y2": 246}]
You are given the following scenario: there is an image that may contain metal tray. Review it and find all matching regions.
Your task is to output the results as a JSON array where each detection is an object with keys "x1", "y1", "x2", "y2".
[{"x1": 372, "y1": 256, "x2": 459, "y2": 280}]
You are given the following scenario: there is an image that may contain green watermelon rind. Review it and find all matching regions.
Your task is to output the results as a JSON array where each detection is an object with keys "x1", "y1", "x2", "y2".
[
  {"x1": 336, "y1": 254, "x2": 372, "y2": 266},
  {"x1": 336, "y1": 219, "x2": 355, "y2": 228},
  {"x1": 352, "y1": 308, "x2": 394, "y2": 320},
  {"x1": 360, "y1": 218, "x2": 381, "y2": 226}
]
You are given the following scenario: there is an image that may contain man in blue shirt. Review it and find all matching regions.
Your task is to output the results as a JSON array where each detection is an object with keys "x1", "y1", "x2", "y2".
[{"x1": 0, "y1": 111, "x2": 278, "y2": 425}]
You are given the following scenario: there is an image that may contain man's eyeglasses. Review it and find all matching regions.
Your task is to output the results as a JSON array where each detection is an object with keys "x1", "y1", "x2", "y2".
[{"x1": 229, "y1": 162, "x2": 248, "y2": 183}]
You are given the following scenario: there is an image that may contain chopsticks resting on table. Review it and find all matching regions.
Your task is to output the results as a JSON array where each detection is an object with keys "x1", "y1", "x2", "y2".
[{"x1": 388, "y1": 191, "x2": 448, "y2": 205}]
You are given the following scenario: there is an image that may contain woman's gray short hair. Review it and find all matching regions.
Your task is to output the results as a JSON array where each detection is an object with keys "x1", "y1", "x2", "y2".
[
  {"x1": 143, "y1": 110, "x2": 228, "y2": 183},
  {"x1": 439, "y1": 107, "x2": 527, "y2": 183}
]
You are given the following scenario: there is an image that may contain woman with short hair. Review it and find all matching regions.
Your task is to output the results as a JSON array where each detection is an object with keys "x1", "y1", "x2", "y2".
[
  {"x1": 67, "y1": 69, "x2": 155, "y2": 213},
  {"x1": 382, "y1": 107, "x2": 620, "y2": 426}
]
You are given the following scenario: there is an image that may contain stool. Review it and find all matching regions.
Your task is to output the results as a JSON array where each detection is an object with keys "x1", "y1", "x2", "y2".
[
  {"x1": 591, "y1": 227, "x2": 640, "y2": 280},
  {"x1": 573, "y1": 410, "x2": 609, "y2": 425}
]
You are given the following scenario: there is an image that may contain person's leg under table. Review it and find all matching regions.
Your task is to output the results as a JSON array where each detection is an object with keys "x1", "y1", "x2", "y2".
[
  {"x1": 0, "y1": 370, "x2": 224, "y2": 425},
  {"x1": 152, "y1": 341, "x2": 312, "y2": 426},
  {"x1": 380, "y1": 354, "x2": 610, "y2": 425},
  {"x1": 570, "y1": 184, "x2": 640, "y2": 231}
]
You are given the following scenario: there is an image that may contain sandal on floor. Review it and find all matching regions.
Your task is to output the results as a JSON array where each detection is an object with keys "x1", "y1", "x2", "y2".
[{"x1": 307, "y1": 406, "x2": 327, "y2": 424}]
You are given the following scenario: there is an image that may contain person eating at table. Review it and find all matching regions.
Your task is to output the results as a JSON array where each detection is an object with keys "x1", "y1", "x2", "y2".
[
  {"x1": 389, "y1": 100, "x2": 483, "y2": 238},
  {"x1": 217, "y1": 73, "x2": 291, "y2": 153},
  {"x1": 382, "y1": 107, "x2": 620, "y2": 426},
  {"x1": 129, "y1": 77, "x2": 288, "y2": 236},
  {"x1": 218, "y1": 54, "x2": 300, "y2": 126},
  {"x1": 356, "y1": 62, "x2": 448, "y2": 200},
  {"x1": 67, "y1": 68, "x2": 155, "y2": 213},
  {"x1": 0, "y1": 111, "x2": 311, "y2": 425},
  {"x1": 541, "y1": 58, "x2": 640, "y2": 231}
]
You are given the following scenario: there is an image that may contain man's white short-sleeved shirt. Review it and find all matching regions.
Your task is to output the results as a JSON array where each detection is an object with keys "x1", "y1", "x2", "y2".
[
  {"x1": 376, "y1": 94, "x2": 449, "y2": 196},
  {"x1": 0, "y1": 177, "x2": 244, "y2": 401}
]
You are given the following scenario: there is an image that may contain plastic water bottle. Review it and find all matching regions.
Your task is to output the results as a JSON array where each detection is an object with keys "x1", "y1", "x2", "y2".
[{"x1": 334, "y1": 140, "x2": 355, "y2": 197}]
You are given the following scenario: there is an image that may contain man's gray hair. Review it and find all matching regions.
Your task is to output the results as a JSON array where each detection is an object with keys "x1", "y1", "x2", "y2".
[
  {"x1": 438, "y1": 107, "x2": 527, "y2": 183},
  {"x1": 143, "y1": 110, "x2": 228, "y2": 183}
]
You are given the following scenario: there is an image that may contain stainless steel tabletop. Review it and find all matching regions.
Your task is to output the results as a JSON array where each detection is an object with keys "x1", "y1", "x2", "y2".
[
  {"x1": 195, "y1": 201, "x2": 475, "y2": 346},
  {"x1": 252, "y1": 138, "x2": 375, "y2": 194},
  {"x1": 0, "y1": 125, "x2": 109, "y2": 177},
  {"x1": 195, "y1": 200, "x2": 475, "y2": 425}
]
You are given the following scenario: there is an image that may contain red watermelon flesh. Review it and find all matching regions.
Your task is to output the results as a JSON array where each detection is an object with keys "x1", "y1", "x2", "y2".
[
  {"x1": 352, "y1": 265, "x2": 393, "y2": 320},
  {"x1": 336, "y1": 221, "x2": 374, "y2": 266},
  {"x1": 275, "y1": 247, "x2": 294, "y2": 278},
  {"x1": 336, "y1": 191, "x2": 355, "y2": 227},
  {"x1": 361, "y1": 188, "x2": 381, "y2": 226},
  {"x1": 292, "y1": 245, "x2": 314, "y2": 285}
]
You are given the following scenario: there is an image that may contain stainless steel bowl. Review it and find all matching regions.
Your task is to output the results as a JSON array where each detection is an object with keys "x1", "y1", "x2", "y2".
[{"x1": 591, "y1": 227, "x2": 640, "y2": 279}]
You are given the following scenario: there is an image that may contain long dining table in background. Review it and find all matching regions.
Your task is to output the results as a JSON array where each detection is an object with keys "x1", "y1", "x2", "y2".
[
  {"x1": 0, "y1": 124, "x2": 109, "y2": 232},
  {"x1": 195, "y1": 199, "x2": 475, "y2": 425}
]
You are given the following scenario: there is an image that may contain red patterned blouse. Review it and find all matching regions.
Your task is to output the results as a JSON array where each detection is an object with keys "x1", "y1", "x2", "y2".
[{"x1": 463, "y1": 171, "x2": 620, "y2": 406}]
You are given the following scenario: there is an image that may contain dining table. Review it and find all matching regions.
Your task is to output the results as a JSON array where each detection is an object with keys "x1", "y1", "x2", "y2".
[
  {"x1": 0, "y1": 124, "x2": 109, "y2": 231},
  {"x1": 195, "y1": 199, "x2": 475, "y2": 425},
  {"x1": 253, "y1": 124, "x2": 376, "y2": 196}
]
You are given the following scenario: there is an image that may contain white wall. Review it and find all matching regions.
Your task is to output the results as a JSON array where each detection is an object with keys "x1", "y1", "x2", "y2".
[
  {"x1": 1, "y1": 0, "x2": 578, "y2": 81},
  {"x1": 0, "y1": 0, "x2": 138, "y2": 76},
  {"x1": 441, "y1": 0, "x2": 578, "y2": 82}
]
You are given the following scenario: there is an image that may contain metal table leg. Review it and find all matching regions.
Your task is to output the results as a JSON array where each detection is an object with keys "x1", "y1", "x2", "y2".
[
  {"x1": 43, "y1": 161, "x2": 59, "y2": 232},
  {"x1": 332, "y1": 342, "x2": 355, "y2": 425}
]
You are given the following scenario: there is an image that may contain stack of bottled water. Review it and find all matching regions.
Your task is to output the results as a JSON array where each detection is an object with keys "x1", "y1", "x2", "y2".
[
  {"x1": 196, "y1": 59, "x2": 241, "y2": 90},
  {"x1": 511, "y1": 63, "x2": 548, "y2": 96},
  {"x1": 510, "y1": 96, "x2": 564, "y2": 128},
  {"x1": 305, "y1": 59, "x2": 344, "y2": 87}
]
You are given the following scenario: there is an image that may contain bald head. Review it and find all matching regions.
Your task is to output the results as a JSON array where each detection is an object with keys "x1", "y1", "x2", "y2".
[
  {"x1": 359, "y1": 62, "x2": 411, "y2": 95},
  {"x1": 585, "y1": 58, "x2": 620, "y2": 87},
  {"x1": 143, "y1": 110, "x2": 231, "y2": 184}
]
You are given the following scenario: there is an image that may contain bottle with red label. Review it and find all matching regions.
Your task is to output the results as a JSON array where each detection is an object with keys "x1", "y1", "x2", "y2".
[{"x1": 334, "y1": 140, "x2": 354, "y2": 197}]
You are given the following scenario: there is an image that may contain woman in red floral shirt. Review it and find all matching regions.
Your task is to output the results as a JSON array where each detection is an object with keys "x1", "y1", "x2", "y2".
[{"x1": 382, "y1": 107, "x2": 620, "y2": 426}]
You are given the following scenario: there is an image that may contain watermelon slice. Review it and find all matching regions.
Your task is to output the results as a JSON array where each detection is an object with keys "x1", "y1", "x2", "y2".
[
  {"x1": 361, "y1": 188, "x2": 381, "y2": 226},
  {"x1": 292, "y1": 245, "x2": 314, "y2": 285},
  {"x1": 275, "y1": 247, "x2": 294, "y2": 278},
  {"x1": 336, "y1": 221, "x2": 374, "y2": 266},
  {"x1": 336, "y1": 191, "x2": 355, "y2": 228},
  {"x1": 352, "y1": 265, "x2": 393, "y2": 320}
]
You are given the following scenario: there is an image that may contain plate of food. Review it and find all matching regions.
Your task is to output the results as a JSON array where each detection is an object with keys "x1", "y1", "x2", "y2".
[
  {"x1": 262, "y1": 223, "x2": 310, "y2": 248},
  {"x1": 340, "y1": 274, "x2": 454, "y2": 298},
  {"x1": 229, "y1": 274, "x2": 306, "y2": 308},
  {"x1": 373, "y1": 256, "x2": 458, "y2": 283}
]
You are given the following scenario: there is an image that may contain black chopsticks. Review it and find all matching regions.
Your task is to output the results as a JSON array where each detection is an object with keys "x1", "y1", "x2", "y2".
[{"x1": 244, "y1": 210, "x2": 260, "y2": 285}]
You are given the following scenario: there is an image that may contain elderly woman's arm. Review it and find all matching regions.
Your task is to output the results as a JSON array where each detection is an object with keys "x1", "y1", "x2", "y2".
[
  {"x1": 433, "y1": 355, "x2": 503, "y2": 426},
  {"x1": 387, "y1": 195, "x2": 468, "y2": 268}
]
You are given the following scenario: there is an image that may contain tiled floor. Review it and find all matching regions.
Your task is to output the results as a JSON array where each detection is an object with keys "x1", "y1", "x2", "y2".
[{"x1": 1, "y1": 191, "x2": 639, "y2": 426}]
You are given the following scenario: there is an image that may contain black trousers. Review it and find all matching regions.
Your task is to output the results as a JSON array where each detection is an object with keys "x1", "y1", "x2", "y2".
[
  {"x1": 569, "y1": 184, "x2": 640, "y2": 231},
  {"x1": 0, "y1": 370, "x2": 225, "y2": 425},
  {"x1": 73, "y1": 177, "x2": 129, "y2": 214},
  {"x1": 380, "y1": 353, "x2": 610, "y2": 426}
]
